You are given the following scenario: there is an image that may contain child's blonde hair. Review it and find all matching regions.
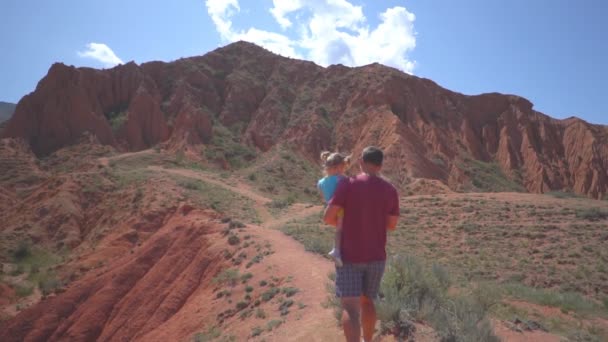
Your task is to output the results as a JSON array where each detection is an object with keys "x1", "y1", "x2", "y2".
[{"x1": 320, "y1": 151, "x2": 352, "y2": 168}]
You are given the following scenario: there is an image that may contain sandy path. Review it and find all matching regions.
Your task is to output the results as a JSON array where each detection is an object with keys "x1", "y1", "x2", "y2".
[
  {"x1": 246, "y1": 225, "x2": 342, "y2": 341},
  {"x1": 148, "y1": 166, "x2": 275, "y2": 222},
  {"x1": 147, "y1": 165, "x2": 345, "y2": 340},
  {"x1": 135, "y1": 159, "x2": 571, "y2": 341},
  {"x1": 98, "y1": 149, "x2": 155, "y2": 167}
]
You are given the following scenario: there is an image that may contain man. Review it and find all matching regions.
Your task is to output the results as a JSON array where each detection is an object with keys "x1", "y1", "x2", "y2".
[{"x1": 323, "y1": 146, "x2": 399, "y2": 342}]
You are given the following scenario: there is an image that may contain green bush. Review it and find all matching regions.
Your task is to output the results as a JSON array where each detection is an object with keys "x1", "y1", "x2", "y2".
[
  {"x1": 227, "y1": 234, "x2": 240, "y2": 245},
  {"x1": 240, "y1": 272, "x2": 253, "y2": 283},
  {"x1": 377, "y1": 255, "x2": 499, "y2": 341},
  {"x1": 266, "y1": 319, "x2": 283, "y2": 331},
  {"x1": 229, "y1": 220, "x2": 245, "y2": 229},
  {"x1": 261, "y1": 287, "x2": 280, "y2": 302},
  {"x1": 107, "y1": 110, "x2": 128, "y2": 132},
  {"x1": 255, "y1": 308, "x2": 266, "y2": 319},
  {"x1": 13, "y1": 241, "x2": 31, "y2": 261},
  {"x1": 282, "y1": 287, "x2": 299, "y2": 297},
  {"x1": 251, "y1": 326, "x2": 263, "y2": 337}
]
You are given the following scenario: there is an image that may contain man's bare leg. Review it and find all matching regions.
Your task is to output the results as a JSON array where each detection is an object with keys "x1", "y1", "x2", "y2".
[
  {"x1": 360, "y1": 296, "x2": 376, "y2": 342},
  {"x1": 341, "y1": 297, "x2": 361, "y2": 342}
]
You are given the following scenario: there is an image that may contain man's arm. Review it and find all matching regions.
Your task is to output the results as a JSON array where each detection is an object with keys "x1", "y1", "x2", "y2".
[
  {"x1": 386, "y1": 188, "x2": 400, "y2": 231},
  {"x1": 386, "y1": 215, "x2": 398, "y2": 231},
  {"x1": 323, "y1": 205, "x2": 342, "y2": 227}
]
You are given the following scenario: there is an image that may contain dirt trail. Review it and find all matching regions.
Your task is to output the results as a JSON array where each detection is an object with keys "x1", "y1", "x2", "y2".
[
  {"x1": 98, "y1": 149, "x2": 154, "y2": 167},
  {"x1": 145, "y1": 165, "x2": 347, "y2": 340},
  {"x1": 149, "y1": 166, "x2": 275, "y2": 222},
  {"x1": 96, "y1": 155, "x2": 572, "y2": 341}
]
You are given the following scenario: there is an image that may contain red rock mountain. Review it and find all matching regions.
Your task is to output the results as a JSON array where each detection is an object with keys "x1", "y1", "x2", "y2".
[{"x1": 3, "y1": 41, "x2": 607, "y2": 198}]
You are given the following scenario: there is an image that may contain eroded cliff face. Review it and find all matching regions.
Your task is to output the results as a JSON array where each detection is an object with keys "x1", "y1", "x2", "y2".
[{"x1": 3, "y1": 41, "x2": 607, "y2": 198}]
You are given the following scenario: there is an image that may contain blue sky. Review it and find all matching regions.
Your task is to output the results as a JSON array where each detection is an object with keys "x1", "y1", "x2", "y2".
[{"x1": 2, "y1": 0, "x2": 606, "y2": 124}]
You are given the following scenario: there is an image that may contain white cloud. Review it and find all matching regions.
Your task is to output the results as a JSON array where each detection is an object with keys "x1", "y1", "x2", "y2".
[
  {"x1": 205, "y1": 0, "x2": 416, "y2": 73},
  {"x1": 238, "y1": 28, "x2": 301, "y2": 58},
  {"x1": 77, "y1": 43, "x2": 123, "y2": 67},
  {"x1": 270, "y1": 0, "x2": 303, "y2": 29},
  {"x1": 205, "y1": 0, "x2": 240, "y2": 40}
]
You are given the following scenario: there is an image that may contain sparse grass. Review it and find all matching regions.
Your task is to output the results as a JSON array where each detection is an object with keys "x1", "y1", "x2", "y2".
[
  {"x1": 4, "y1": 245, "x2": 66, "y2": 297},
  {"x1": 279, "y1": 299, "x2": 294, "y2": 316},
  {"x1": 110, "y1": 168, "x2": 153, "y2": 189},
  {"x1": 238, "y1": 146, "x2": 319, "y2": 204},
  {"x1": 240, "y1": 272, "x2": 253, "y2": 283},
  {"x1": 213, "y1": 269, "x2": 240, "y2": 286},
  {"x1": 255, "y1": 308, "x2": 266, "y2": 319},
  {"x1": 193, "y1": 326, "x2": 221, "y2": 342},
  {"x1": 266, "y1": 194, "x2": 298, "y2": 215},
  {"x1": 250, "y1": 326, "x2": 263, "y2": 337},
  {"x1": 282, "y1": 287, "x2": 299, "y2": 297},
  {"x1": 377, "y1": 255, "x2": 499, "y2": 341},
  {"x1": 458, "y1": 158, "x2": 525, "y2": 192},
  {"x1": 547, "y1": 191, "x2": 582, "y2": 199},
  {"x1": 501, "y1": 282, "x2": 607, "y2": 316},
  {"x1": 14, "y1": 285, "x2": 34, "y2": 297},
  {"x1": 261, "y1": 287, "x2": 280, "y2": 302},
  {"x1": 205, "y1": 122, "x2": 257, "y2": 169},
  {"x1": 266, "y1": 319, "x2": 283, "y2": 331},
  {"x1": 12, "y1": 241, "x2": 31, "y2": 261},
  {"x1": 170, "y1": 174, "x2": 259, "y2": 223},
  {"x1": 227, "y1": 234, "x2": 240, "y2": 246},
  {"x1": 575, "y1": 207, "x2": 608, "y2": 221},
  {"x1": 280, "y1": 213, "x2": 333, "y2": 257},
  {"x1": 38, "y1": 276, "x2": 62, "y2": 295}
]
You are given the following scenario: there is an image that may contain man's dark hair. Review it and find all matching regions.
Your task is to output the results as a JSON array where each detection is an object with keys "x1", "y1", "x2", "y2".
[{"x1": 362, "y1": 146, "x2": 383, "y2": 166}]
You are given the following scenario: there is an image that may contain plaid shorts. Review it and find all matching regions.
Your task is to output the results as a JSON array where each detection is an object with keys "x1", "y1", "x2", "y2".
[{"x1": 335, "y1": 260, "x2": 386, "y2": 299}]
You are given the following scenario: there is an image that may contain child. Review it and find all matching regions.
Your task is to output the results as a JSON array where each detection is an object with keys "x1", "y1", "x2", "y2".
[{"x1": 317, "y1": 151, "x2": 351, "y2": 267}]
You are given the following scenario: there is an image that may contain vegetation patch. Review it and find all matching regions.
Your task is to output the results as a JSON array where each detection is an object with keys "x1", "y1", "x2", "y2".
[
  {"x1": 575, "y1": 207, "x2": 608, "y2": 221},
  {"x1": 213, "y1": 269, "x2": 240, "y2": 286},
  {"x1": 205, "y1": 122, "x2": 257, "y2": 169},
  {"x1": 377, "y1": 255, "x2": 499, "y2": 341},
  {"x1": 105, "y1": 108, "x2": 128, "y2": 133},
  {"x1": 193, "y1": 326, "x2": 221, "y2": 342},
  {"x1": 458, "y1": 157, "x2": 525, "y2": 192},
  {"x1": 239, "y1": 146, "x2": 320, "y2": 204},
  {"x1": 501, "y1": 282, "x2": 607, "y2": 316},
  {"x1": 280, "y1": 213, "x2": 334, "y2": 257},
  {"x1": 171, "y1": 174, "x2": 259, "y2": 223}
]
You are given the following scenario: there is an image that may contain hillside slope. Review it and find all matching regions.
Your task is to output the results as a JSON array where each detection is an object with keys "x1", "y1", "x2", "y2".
[{"x1": 2, "y1": 41, "x2": 607, "y2": 198}]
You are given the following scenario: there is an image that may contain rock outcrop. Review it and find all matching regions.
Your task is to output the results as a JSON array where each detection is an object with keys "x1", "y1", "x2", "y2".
[{"x1": 3, "y1": 41, "x2": 607, "y2": 198}]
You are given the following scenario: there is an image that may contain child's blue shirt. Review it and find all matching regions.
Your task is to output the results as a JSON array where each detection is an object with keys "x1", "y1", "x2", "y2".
[{"x1": 317, "y1": 175, "x2": 345, "y2": 203}]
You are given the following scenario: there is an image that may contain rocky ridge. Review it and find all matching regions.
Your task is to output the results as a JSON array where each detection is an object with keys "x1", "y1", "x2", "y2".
[{"x1": 2, "y1": 41, "x2": 607, "y2": 198}]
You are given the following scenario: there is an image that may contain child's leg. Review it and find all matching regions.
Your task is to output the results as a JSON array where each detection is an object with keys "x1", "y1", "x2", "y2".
[
  {"x1": 335, "y1": 215, "x2": 343, "y2": 253},
  {"x1": 329, "y1": 215, "x2": 343, "y2": 267}
]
